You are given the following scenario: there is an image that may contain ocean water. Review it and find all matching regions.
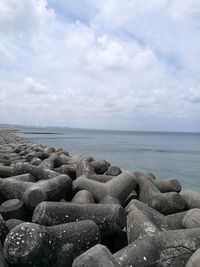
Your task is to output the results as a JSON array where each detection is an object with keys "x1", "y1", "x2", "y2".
[{"x1": 19, "y1": 129, "x2": 200, "y2": 191}]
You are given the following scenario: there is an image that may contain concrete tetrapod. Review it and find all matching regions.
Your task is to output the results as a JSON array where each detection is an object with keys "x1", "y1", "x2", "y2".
[
  {"x1": 43, "y1": 146, "x2": 56, "y2": 154},
  {"x1": 100, "y1": 196, "x2": 121, "y2": 205},
  {"x1": 0, "y1": 166, "x2": 13, "y2": 178},
  {"x1": 181, "y1": 190, "x2": 200, "y2": 209},
  {"x1": 38, "y1": 153, "x2": 57, "y2": 170},
  {"x1": 128, "y1": 199, "x2": 188, "y2": 229},
  {"x1": 60, "y1": 155, "x2": 94, "y2": 169},
  {"x1": 122, "y1": 189, "x2": 137, "y2": 207},
  {"x1": 105, "y1": 166, "x2": 122, "y2": 176},
  {"x1": 0, "y1": 174, "x2": 34, "y2": 204},
  {"x1": 126, "y1": 200, "x2": 161, "y2": 243},
  {"x1": 185, "y1": 248, "x2": 200, "y2": 267},
  {"x1": 90, "y1": 160, "x2": 110, "y2": 174},
  {"x1": 13, "y1": 162, "x2": 59, "y2": 180},
  {"x1": 133, "y1": 171, "x2": 156, "y2": 180},
  {"x1": 71, "y1": 190, "x2": 95, "y2": 204},
  {"x1": 23, "y1": 175, "x2": 72, "y2": 209},
  {"x1": 114, "y1": 228, "x2": 200, "y2": 267},
  {"x1": 0, "y1": 154, "x2": 10, "y2": 166},
  {"x1": 154, "y1": 178, "x2": 181, "y2": 193},
  {"x1": 55, "y1": 148, "x2": 69, "y2": 156},
  {"x1": 133, "y1": 172, "x2": 181, "y2": 193},
  {"x1": 6, "y1": 219, "x2": 25, "y2": 232},
  {"x1": 3, "y1": 220, "x2": 100, "y2": 267},
  {"x1": 30, "y1": 157, "x2": 42, "y2": 166},
  {"x1": 25, "y1": 149, "x2": 50, "y2": 161},
  {"x1": 76, "y1": 157, "x2": 97, "y2": 178},
  {"x1": 133, "y1": 171, "x2": 181, "y2": 192},
  {"x1": 0, "y1": 174, "x2": 72, "y2": 209},
  {"x1": 0, "y1": 243, "x2": 8, "y2": 267},
  {"x1": 86, "y1": 174, "x2": 114, "y2": 183},
  {"x1": 164, "y1": 210, "x2": 188, "y2": 229},
  {"x1": 0, "y1": 215, "x2": 8, "y2": 245},
  {"x1": 183, "y1": 208, "x2": 200, "y2": 228},
  {"x1": 76, "y1": 158, "x2": 113, "y2": 183},
  {"x1": 25, "y1": 151, "x2": 47, "y2": 162},
  {"x1": 32, "y1": 202, "x2": 126, "y2": 236},
  {"x1": 72, "y1": 244, "x2": 120, "y2": 267},
  {"x1": 53, "y1": 153, "x2": 72, "y2": 167},
  {"x1": 0, "y1": 173, "x2": 36, "y2": 182},
  {"x1": 126, "y1": 200, "x2": 164, "y2": 243},
  {"x1": 125, "y1": 199, "x2": 188, "y2": 243},
  {"x1": 73, "y1": 171, "x2": 137, "y2": 204},
  {"x1": 54, "y1": 165, "x2": 77, "y2": 180},
  {"x1": 0, "y1": 179, "x2": 35, "y2": 201},
  {"x1": 73, "y1": 228, "x2": 200, "y2": 267},
  {"x1": 138, "y1": 176, "x2": 186, "y2": 214},
  {"x1": 0, "y1": 199, "x2": 24, "y2": 221}
]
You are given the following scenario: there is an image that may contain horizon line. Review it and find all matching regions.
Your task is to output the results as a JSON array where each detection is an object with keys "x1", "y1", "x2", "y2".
[{"x1": 0, "y1": 123, "x2": 200, "y2": 135}]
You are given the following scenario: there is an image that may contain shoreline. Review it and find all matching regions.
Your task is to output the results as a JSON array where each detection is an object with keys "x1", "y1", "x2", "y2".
[
  {"x1": 19, "y1": 131, "x2": 64, "y2": 135},
  {"x1": 0, "y1": 129, "x2": 200, "y2": 266}
]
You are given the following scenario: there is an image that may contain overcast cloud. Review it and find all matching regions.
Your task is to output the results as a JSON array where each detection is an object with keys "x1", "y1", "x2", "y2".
[{"x1": 0, "y1": 0, "x2": 200, "y2": 131}]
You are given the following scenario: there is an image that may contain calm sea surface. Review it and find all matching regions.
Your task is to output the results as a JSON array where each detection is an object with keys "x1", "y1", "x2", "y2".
[{"x1": 19, "y1": 129, "x2": 200, "y2": 191}]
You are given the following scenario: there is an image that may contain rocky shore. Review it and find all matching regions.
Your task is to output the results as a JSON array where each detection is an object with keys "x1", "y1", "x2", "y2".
[{"x1": 0, "y1": 130, "x2": 200, "y2": 266}]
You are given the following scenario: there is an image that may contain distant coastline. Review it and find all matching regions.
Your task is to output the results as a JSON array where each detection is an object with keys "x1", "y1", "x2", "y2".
[
  {"x1": 0, "y1": 123, "x2": 200, "y2": 135},
  {"x1": 19, "y1": 131, "x2": 64, "y2": 135}
]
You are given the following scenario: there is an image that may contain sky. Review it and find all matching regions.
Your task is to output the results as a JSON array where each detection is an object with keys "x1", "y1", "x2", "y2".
[{"x1": 0, "y1": 0, "x2": 200, "y2": 132}]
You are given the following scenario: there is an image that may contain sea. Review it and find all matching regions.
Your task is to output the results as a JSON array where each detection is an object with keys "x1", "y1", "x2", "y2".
[{"x1": 19, "y1": 129, "x2": 200, "y2": 191}]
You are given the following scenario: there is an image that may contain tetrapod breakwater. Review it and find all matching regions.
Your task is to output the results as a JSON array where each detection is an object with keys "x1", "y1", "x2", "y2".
[{"x1": 0, "y1": 130, "x2": 200, "y2": 267}]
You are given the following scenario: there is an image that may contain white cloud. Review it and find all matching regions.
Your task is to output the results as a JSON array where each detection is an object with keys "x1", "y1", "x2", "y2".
[
  {"x1": 24, "y1": 77, "x2": 48, "y2": 95},
  {"x1": 133, "y1": 49, "x2": 158, "y2": 71},
  {"x1": 0, "y1": 0, "x2": 55, "y2": 39},
  {"x1": 0, "y1": 89, "x2": 7, "y2": 102},
  {"x1": 83, "y1": 35, "x2": 130, "y2": 73},
  {"x1": 0, "y1": 43, "x2": 16, "y2": 64},
  {"x1": 168, "y1": 0, "x2": 200, "y2": 21},
  {"x1": 0, "y1": 0, "x2": 200, "y2": 131}
]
